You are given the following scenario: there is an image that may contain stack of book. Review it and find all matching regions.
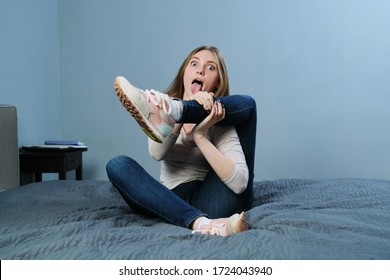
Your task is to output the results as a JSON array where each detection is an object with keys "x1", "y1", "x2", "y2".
[
  {"x1": 22, "y1": 140, "x2": 87, "y2": 151},
  {"x1": 44, "y1": 140, "x2": 86, "y2": 146}
]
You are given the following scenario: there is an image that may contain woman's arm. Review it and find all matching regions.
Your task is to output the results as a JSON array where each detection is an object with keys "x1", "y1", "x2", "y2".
[
  {"x1": 192, "y1": 101, "x2": 249, "y2": 194},
  {"x1": 148, "y1": 123, "x2": 183, "y2": 161},
  {"x1": 149, "y1": 91, "x2": 215, "y2": 160}
]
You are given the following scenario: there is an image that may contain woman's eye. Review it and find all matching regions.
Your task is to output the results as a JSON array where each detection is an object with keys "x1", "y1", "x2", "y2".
[
  {"x1": 191, "y1": 61, "x2": 197, "y2": 66},
  {"x1": 207, "y1": 65, "x2": 215, "y2": 71}
]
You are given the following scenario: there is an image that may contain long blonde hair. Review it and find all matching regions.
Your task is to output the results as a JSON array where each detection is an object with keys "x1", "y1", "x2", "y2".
[{"x1": 165, "y1": 46, "x2": 230, "y2": 98}]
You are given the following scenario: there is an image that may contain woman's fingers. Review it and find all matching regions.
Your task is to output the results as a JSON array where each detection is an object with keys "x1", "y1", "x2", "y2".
[
  {"x1": 192, "y1": 91, "x2": 215, "y2": 111},
  {"x1": 214, "y1": 100, "x2": 225, "y2": 120}
]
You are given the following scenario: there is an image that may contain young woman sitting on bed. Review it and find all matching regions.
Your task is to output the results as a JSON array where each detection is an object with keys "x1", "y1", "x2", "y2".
[{"x1": 107, "y1": 46, "x2": 257, "y2": 236}]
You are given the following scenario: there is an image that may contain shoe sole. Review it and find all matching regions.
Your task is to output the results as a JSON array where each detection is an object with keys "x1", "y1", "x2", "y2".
[{"x1": 114, "y1": 76, "x2": 163, "y2": 143}]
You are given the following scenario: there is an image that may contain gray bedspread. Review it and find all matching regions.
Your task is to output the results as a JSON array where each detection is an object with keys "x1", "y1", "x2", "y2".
[{"x1": 1, "y1": 178, "x2": 389, "y2": 259}]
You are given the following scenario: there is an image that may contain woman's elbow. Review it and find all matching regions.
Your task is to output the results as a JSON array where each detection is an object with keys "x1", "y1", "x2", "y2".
[
  {"x1": 150, "y1": 153, "x2": 165, "y2": 161},
  {"x1": 231, "y1": 170, "x2": 249, "y2": 194},
  {"x1": 148, "y1": 146, "x2": 166, "y2": 161},
  {"x1": 233, "y1": 181, "x2": 248, "y2": 194}
]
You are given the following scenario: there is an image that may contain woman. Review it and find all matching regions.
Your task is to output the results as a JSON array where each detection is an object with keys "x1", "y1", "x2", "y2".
[{"x1": 107, "y1": 46, "x2": 257, "y2": 236}]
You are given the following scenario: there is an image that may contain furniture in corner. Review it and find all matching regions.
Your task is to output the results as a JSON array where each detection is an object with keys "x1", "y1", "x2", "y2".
[
  {"x1": 0, "y1": 105, "x2": 20, "y2": 191},
  {"x1": 19, "y1": 146, "x2": 88, "y2": 183}
]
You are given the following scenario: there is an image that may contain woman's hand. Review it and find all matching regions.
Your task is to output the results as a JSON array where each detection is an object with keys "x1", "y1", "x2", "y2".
[
  {"x1": 192, "y1": 100, "x2": 225, "y2": 138},
  {"x1": 188, "y1": 91, "x2": 215, "y2": 111}
]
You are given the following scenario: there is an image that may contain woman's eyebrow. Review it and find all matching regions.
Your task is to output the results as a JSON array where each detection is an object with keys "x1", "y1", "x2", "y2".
[{"x1": 192, "y1": 56, "x2": 217, "y2": 65}]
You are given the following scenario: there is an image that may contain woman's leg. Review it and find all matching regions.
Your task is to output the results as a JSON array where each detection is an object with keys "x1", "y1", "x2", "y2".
[
  {"x1": 180, "y1": 95, "x2": 256, "y2": 128},
  {"x1": 106, "y1": 155, "x2": 205, "y2": 228},
  {"x1": 181, "y1": 95, "x2": 257, "y2": 192},
  {"x1": 106, "y1": 156, "x2": 248, "y2": 235},
  {"x1": 190, "y1": 170, "x2": 252, "y2": 219},
  {"x1": 181, "y1": 95, "x2": 257, "y2": 218},
  {"x1": 114, "y1": 76, "x2": 257, "y2": 147}
]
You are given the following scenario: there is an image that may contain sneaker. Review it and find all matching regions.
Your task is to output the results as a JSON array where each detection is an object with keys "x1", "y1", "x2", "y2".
[
  {"x1": 114, "y1": 76, "x2": 175, "y2": 143},
  {"x1": 192, "y1": 212, "x2": 248, "y2": 236}
]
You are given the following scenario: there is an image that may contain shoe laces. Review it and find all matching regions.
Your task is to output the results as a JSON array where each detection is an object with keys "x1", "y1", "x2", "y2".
[
  {"x1": 143, "y1": 89, "x2": 172, "y2": 115},
  {"x1": 209, "y1": 222, "x2": 229, "y2": 236}
]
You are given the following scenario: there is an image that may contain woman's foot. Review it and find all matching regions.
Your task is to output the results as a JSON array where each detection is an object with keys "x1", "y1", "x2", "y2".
[
  {"x1": 192, "y1": 212, "x2": 248, "y2": 236},
  {"x1": 114, "y1": 76, "x2": 176, "y2": 143}
]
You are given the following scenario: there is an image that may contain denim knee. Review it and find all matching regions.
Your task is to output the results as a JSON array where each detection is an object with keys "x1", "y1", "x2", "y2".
[{"x1": 106, "y1": 155, "x2": 131, "y2": 178}]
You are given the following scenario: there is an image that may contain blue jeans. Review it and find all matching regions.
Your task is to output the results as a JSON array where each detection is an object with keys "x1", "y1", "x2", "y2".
[{"x1": 106, "y1": 95, "x2": 257, "y2": 228}]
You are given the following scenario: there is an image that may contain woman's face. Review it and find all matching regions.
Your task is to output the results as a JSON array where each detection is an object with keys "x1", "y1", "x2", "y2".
[{"x1": 183, "y1": 50, "x2": 220, "y2": 100}]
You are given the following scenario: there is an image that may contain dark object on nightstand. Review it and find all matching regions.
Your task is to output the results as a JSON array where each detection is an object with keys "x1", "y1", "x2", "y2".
[{"x1": 19, "y1": 146, "x2": 88, "y2": 182}]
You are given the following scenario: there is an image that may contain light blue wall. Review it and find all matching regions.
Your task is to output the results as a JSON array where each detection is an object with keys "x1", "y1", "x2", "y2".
[
  {"x1": 0, "y1": 0, "x2": 61, "y2": 146},
  {"x1": 2, "y1": 0, "x2": 389, "y2": 182},
  {"x1": 59, "y1": 0, "x2": 390, "y2": 181}
]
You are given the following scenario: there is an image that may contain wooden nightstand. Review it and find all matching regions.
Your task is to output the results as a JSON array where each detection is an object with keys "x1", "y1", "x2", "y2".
[{"x1": 19, "y1": 146, "x2": 88, "y2": 182}]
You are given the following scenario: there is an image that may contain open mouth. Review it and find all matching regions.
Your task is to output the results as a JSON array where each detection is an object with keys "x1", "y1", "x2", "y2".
[{"x1": 190, "y1": 79, "x2": 203, "y2": 94}]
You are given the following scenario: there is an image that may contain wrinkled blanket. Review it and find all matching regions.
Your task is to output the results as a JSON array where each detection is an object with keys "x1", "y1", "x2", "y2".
[{"x1": 1, "y1": 178, "x2": 389, "y2": 259}]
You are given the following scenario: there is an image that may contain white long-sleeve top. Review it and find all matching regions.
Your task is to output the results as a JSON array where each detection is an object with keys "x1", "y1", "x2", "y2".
[{"x1": 148, "y1": 125, "x2": 249, "y2": 194}]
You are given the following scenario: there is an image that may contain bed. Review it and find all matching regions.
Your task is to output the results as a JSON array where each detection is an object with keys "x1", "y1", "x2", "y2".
[{"x1": 1, "y1": 178, "x2": 389, "y2": 260}]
